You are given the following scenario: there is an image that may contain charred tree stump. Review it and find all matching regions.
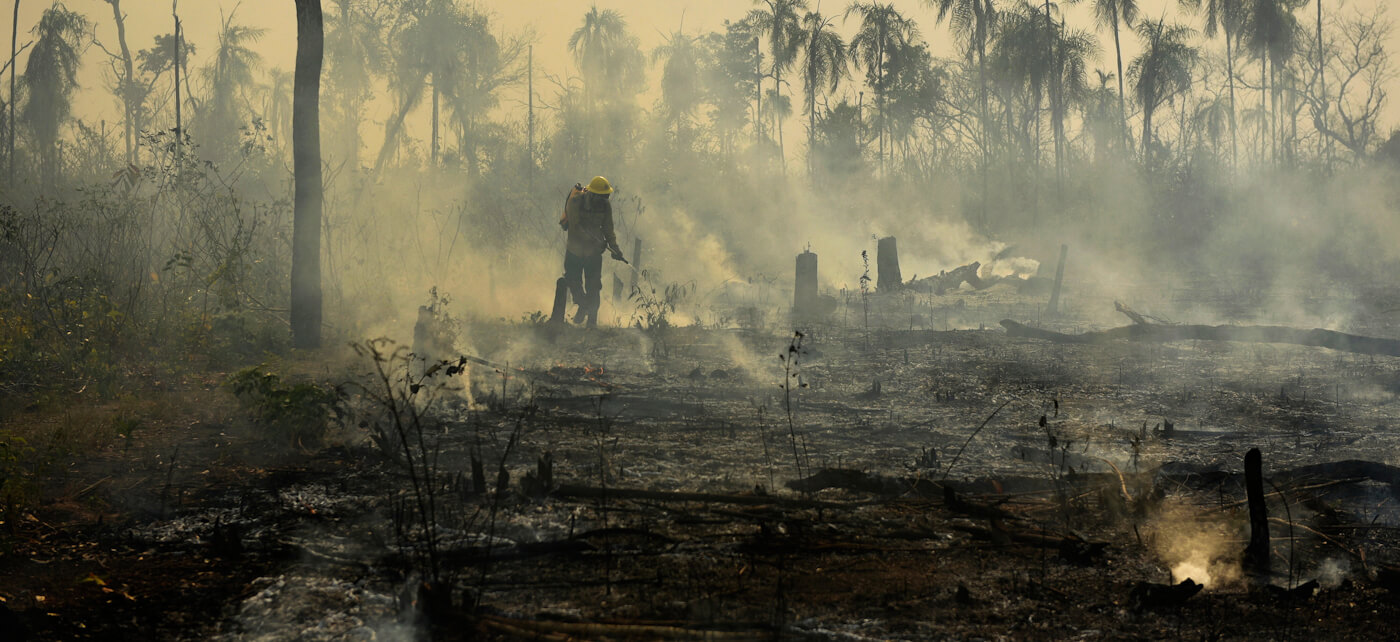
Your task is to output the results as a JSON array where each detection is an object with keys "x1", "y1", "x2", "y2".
[
  {"x1": 549, "y1": 277, "x2": 568, "y2": 324},
  {"x1": 612, "y1": 273, "x2": 625, "y2": 302},
  {"x1": 794, "y1": 250, "x2": 818, "y2": 317},
  {"x1": 471, "y1": 453, "x2": 487, "y2": 496},
  {"x1": 1047, "y1": 244, "x2": 1068, "y2": 315},
  {"x1": 628, "y1": 237, "x2": 643, "y2": 294},
  {"x1": 1244, "y1": 448, "x2": 1271, "y2": 574},
  {"x1": 877, "y1": 236, "x2": 902, "y2": 291}
]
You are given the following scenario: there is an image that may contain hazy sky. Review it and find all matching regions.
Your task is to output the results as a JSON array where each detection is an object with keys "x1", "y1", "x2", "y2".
[{"x1": 14, "y1": 0, "x2": 1399, "y2": 147}]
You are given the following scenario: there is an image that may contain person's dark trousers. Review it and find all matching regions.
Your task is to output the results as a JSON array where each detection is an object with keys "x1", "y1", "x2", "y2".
[{"x1": 562, "y1": 250, "x2": 603, "y2": 326}]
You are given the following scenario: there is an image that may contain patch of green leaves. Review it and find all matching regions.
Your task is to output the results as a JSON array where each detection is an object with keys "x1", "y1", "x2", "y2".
[{"x1": 228, "y1": 366, "x2": 345, "y2": 449}]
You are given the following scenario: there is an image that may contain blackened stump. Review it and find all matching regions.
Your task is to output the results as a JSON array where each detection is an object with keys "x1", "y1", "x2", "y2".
[
  {"x1": 794, "y1": 250, "x2": 818, "y2": 318},
  {"x1": 877, "y1": 236, "x2": 902, "y2": 291},
  {"x1": 1244, "y1": 447, "x2": 1271, "y2": 573},
  {"x1": 1047, "y1": 243, "x2": 1068, "y2": 316}
]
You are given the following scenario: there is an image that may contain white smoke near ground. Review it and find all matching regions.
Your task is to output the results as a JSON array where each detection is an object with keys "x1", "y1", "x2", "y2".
[{"x1": 1146, "y1": 500, "x2": 1245, "y2": 590}]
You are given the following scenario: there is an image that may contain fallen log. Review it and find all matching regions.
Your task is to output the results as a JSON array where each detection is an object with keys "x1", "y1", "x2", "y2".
[
  {"x1": 552, "y1": 483, "x2": 857, "y2": 509},
  {"x1": 785, "y1": 468, "x2": 940, "y2": 498},
  {"x1": 478, "y1": 615, "x2": 772, "y2": 641},
  {"x1": 913, "y1": 261, "x2": 990, "y2": 295},
  {"x1": 1000, "y1": 319, "x2": 1400, "y2": 357},
  {"x1": 948, "y1": 523, "x2": 1108, "y2": 562}
]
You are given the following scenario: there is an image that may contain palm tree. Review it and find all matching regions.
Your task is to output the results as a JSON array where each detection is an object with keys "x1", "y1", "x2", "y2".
[
  {"x1": 1068, "y1": 0, "x2": 1139, "y2": 152},
  {"x1": 324, "y1": 0, "x2": 385, "y2": 169},
  {"x1": 1083, "y1": 69, "x2": 1119, "y2": 162},
  {"x1": 797, "y1": 10, "x2": 846, "y2": 176},
  {"x1": 845, "y1": 1, "x2": 917, "y2": 176},
  {"x1": 568, "y1": 5, "x2": 643, "y2": 163},
  {"x1": 20, "y1": 3, "x2": 89, "y2": 184},
  {"x1": 1242, "y1": 0, "x2": 1299, "y2": 165},
  {"x1": 1178, "y1": 0, "x2": 1244, "y2": 168},
  {"x1": 374, "y1": 8, "x2": 430, "y2": 172},
  {"x1": 653, "y1": 27, "x2": 702, "y2": 145},
  {"x1": 746, "y1": 0, "x2": 807, "y2": 165},
  {"x1": 764, "y1": 85, "x2": 792, "y2": 147},
  {"x1": 199, "y1": 7, "x2": 265, "y2": 156},
  {"x1": 374, "y1": 0, "x2": 486, "y2": 171},
  {"x1": 260, "y1": 67, "x2": 293, "y2": 148},
  {"x1": 1129, "y1": 18, "x2": 1198, "y2": 163},
  {"x1": 1049, "y1": 22, "x2": 1098, "y2": 192},
  {"x1": 927, "y1": 0, "x2": 995, "y2": 224}
]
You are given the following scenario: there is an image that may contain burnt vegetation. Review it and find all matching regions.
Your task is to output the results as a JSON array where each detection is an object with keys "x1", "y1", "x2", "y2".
[{"x1": 3, "y1": 0, "x2": 1400, "y2": 640}]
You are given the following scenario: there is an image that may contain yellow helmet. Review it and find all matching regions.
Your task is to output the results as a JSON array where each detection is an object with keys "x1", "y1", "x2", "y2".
[{"x1": 586, "y1": 176, "x2": 613, "y2": 195}]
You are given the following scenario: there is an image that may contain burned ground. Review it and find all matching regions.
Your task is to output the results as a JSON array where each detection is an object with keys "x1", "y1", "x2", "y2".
[{"x1": 4, "y1": 283, "x2": 1400, "y2": 640}]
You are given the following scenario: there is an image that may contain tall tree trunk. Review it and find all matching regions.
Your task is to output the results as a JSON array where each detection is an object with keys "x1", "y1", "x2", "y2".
[
  {"x1": 1226, "y1": 22, "x2": 1237, "y2": 170},
  {"x1": 754, "y1": 38, "x2": 762, "y2": 145},
  {"x1": 7, "y1": 0, "x2": 17, "y2": 183},
  {"x1": 173, "y1": 7, "x2": 181, "y2": 138},
  {"x1": 430, "y1": 81, "x2": 438, "y2": 164},
  {"x1": 1112, "y1": 5, "x2": 1127, "y2": 153},
  {"x1": 776, "y1": 69, "x2": 785, "y2": 173},
  {"x1": 877, "y1": 39, "x2": 884, "y2": 177},
  {"x1": 1269, "y1": 57, "x2": 1278, "y2": 165},
  {"x1": 373, "y1": 90, "x2": 416, "y2": 173},
  {"x1": 1316, "y1": 0, "x2": 1326, "y2": 163},
  {"x1": 107, "y1": 0, "x2": 136, "y2": 164},
  {"x1": 808, "y1": 76, "x2": 815, "y2": 178},
  {"x1": 978, "y1": 27, "x2": 989, "y2": 228},
  {"x1": 1260, "y1": 59, "x2": 1266, "y2": 164},
  {"x1": 292, "y1": 0, "x2": 324, "y2": 349},
  {"x1": 1142, "y1": 103, "x2": 1153, "y2": 163}
]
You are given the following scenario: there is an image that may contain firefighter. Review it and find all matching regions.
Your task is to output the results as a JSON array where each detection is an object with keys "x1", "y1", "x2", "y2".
[{"x1": 557, "y1": 176, "x2": 625, "y2": 327}]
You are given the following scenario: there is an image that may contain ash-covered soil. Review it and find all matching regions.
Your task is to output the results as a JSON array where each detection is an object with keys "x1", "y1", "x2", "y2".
[{"x1": 6, "y1": 283, "x2": 1400, "y2": 640}]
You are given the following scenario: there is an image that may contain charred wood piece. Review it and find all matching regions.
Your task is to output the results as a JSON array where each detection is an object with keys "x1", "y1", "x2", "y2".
[
  {"x1": 943, "y1": 485, "x2": 1017, "y2": 521},
  {"x1": 1129, "y1": 578, "x2": 1203, "y2": 610},
  {"x1": 1001, "y1": 319, "x2": 1400, "y2": 357},
  {"x1": 477, "y1": 615, "x2": 772, "y2": 641},
  {"x1": 553, "y1": 483, "x2": 853, "y2": 509},
  {"x1": 1243, "y1": 448, "x2": 1271, "y2": 575},
  {"x1": 1261, "y1": 579, "x2": 1319, "y2": 601},
  {"x1": 913, "y1": 261, "x2": 986, "y2": 295},
  {"x1": 786, "y1": 468, "x2": 940, "y2": 498}
]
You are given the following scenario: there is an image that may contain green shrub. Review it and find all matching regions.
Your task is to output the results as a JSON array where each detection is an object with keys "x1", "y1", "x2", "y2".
[{"x1": 228, "y1": 366, "x2": 345, "y2": 448}]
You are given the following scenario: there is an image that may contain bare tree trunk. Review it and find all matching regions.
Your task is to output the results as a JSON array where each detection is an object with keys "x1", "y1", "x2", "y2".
[
  {"x1": 776, "y1": 69, "x2": 785, "y2": 174},
  {"x1": 1112, "y1": 5, "x2": 1128, "y2": 154},
  {"x1": 173, "y1": 5, "x2": 181, "y2": 138},
  {"x1": 978, "y1": 30, "x2": 989, "y2": 228},
  {"x1": 106, "y1": 0, "x2": 137, "y2": 164},
  {"x1": 1142, "y1": 104, "x2": 1153, "y2": 163},
  {"x1": 373, "y1": 93, "x2": 414, "y2": 173},
  {"x1": 8, "y1": 0, "x2": 17, "y2": 183},
  {"x1": 430, "y1": 82, "x2": 438, "y2": 164},
  {"x1": 754, "y1": 38, "x2": 762, "y2": 145},
  {"x1": 1316, "y1": 0, "x2": 1327, "y2": 163},
  {"x1": 292, "y1": 0, "x2": 324, "y2": 349},
  {"x1": 1226, "y1": 23, "x2": 1237, "y2": 170}
]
